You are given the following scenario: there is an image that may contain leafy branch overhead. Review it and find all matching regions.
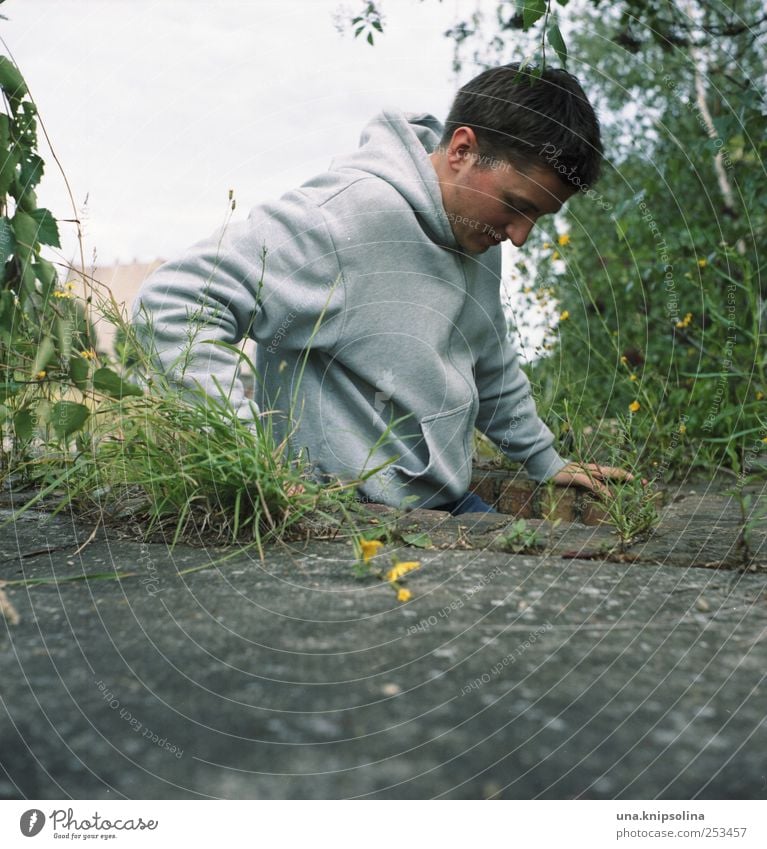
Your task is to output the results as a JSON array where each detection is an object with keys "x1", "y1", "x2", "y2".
[
  {"x1": 341, "y1": 0, "x2": 767, "y2": 71},
  {"x1": 341, "y1": 0, "x2": 571, "y2": 67},
  {"x1": 349, "y1": 1, "x2": 384, "y2": 45}
]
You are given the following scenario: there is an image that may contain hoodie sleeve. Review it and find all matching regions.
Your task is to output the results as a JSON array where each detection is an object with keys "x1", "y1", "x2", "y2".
[
  {"x1": 131, "y1": 192, "x2": 345, "y2": 422},
  {"x1": 473, "y1": 301, "x2": 568, "y2": 481}
]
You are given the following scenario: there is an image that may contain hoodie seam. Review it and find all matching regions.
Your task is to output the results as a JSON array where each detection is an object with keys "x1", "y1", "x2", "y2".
[
  {"x1": 314, "y1": 204, "x2": 348, "y2": 352},
  {"x1": 296, "y1": 175, "x2": 374, "y2": 211}
]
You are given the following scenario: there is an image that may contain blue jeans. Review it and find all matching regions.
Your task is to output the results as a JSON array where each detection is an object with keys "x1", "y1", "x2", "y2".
[{"x1": 436, "y1": 491, "x2": 498, "y2": 515}]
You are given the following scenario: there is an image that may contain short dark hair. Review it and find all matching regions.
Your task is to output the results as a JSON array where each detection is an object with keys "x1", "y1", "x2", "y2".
[{"x1": 440, "y1": 63, "x2": 603, "y2": 189}]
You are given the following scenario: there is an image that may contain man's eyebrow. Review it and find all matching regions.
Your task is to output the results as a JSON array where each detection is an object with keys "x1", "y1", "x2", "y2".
[
  {"x1": 502, "y1": 193, "x2": 540, "y2": 214},
  {"x1": 502, "y1": 192, "x2": 563, "y2": 216}
]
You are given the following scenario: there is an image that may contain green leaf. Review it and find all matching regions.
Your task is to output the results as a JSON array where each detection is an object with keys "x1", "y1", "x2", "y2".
[
  {"x1": 0, "y1": 145, "x2": 20, "y2": 199},
  {"x1": 69, "y1": 355, "x2": 90, "y2": 390},
  {"x1": 11, "y1": 209, "x2": 37, "y2": 257},
  {"x1": 29, "y1": 208, "x2": 60, "y2": 248},
  {"x1": 51, "y1": 401, "x2": 89, "y2": 439},
  {"x1": 14, "y1": 408, "x2": 35, "y2": 442},
  {"x1": 33, "y1": 335, "x2": 56, "y2": 375},
  {"x1": 92, "y1": 366, "x2": 143, "y2": 398},
  {"x1": 0, "y1": 217, "x2": 15, "y2": 266},
  {"x1": 0, "y1": 290, "x2": 15, "y2": 331},
  {"x1": 14, "y1": 103, "x2": 38, "y2": 152},
  {"x1": 367, "y1": 31, "x2": 374, "y2": 45},
  {"x1": 15, "y1": 188, "x2": 38, "y2": 213},
  {"x1": 547, "y1": 23, "x2": 568, "y2": 67},
  {"x1": 0, "y1": 56, "x2": 27, "y2": 100},
  {"x1": 19, "y1": 152, "x2": 44, "y2": 192},
  {"x1": 20, "y1": 260, "x2": 36, "y2": 299},
  {"x1": 400, "y1": 532, "x2": 433, "y2": 549},
  {"x1": 520, "y1": 0, "x2": 547, "y2": 29},
  {"x1": 33, "y1": 259, "x2": 56, "y2": 294}
]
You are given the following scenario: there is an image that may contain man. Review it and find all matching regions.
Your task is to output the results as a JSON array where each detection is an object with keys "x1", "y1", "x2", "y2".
[{"x1": 133, "y1": 63, "x2": 627, "y2": 515}]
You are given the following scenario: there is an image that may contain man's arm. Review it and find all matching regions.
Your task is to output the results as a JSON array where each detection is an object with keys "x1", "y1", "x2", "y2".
[
  {"x1": 473, "y1": 302, "x2": 567, "y2": 481},
  {"x1": 131, "y1": 194, "x2": 345, "y2": 421},
  {"x1": 473, "y1": 303, "x2": 631, "y2": 494}
]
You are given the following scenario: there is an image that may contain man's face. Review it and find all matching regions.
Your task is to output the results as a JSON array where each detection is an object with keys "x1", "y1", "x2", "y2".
[{"x1": 433, "y1": 129, "x2": 575, "y2": 254}]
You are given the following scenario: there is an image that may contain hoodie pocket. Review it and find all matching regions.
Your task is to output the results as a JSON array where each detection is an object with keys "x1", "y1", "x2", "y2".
[{"x1": 393, "y1": 400, "x2": 474, "y2": 483}]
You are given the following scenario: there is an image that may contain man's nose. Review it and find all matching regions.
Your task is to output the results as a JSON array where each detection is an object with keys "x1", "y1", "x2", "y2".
[{"x1": 507, "y1": 219, "x2": 535, "y2": 247}]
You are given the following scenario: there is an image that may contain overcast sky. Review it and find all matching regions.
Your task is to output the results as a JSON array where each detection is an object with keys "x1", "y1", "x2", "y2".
[{"x1": 4, "y1": 0, "x2": 470, "y2": 266}]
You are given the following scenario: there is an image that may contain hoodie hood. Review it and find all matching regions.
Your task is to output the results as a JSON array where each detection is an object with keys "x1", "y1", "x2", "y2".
[{"x1": 329, "y1": 108, "x2": 458, "y2": 249}]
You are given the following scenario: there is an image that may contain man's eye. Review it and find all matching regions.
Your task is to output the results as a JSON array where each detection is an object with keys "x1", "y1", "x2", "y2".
[{"x1": 504, "y1": 200, "x2": 530, "y2": 216}]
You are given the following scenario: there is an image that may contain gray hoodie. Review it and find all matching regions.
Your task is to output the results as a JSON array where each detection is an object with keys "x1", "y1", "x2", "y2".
[{"x1": 132, "y1": 108, "x2": 567, "y2": 508}]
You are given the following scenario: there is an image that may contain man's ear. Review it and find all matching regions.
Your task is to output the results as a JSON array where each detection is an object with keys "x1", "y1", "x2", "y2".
[{"x1": 446, "y1": 126, "x2": 480, "y2": 171}]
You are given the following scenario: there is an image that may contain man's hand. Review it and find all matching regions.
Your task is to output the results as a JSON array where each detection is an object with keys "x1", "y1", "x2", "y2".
[{"x1": 550, "y1": 462, "x2": 635, "y2": 497}]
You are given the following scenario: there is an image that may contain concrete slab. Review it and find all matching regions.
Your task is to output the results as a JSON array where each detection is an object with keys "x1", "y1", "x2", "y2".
[{"x1": 1, "y1": 499, "x2": 766, "y2": 800}]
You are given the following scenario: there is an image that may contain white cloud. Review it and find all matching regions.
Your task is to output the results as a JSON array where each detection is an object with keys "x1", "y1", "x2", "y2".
[{"x1": 5, "y1": 0, "x2": 460, "y2": 264}]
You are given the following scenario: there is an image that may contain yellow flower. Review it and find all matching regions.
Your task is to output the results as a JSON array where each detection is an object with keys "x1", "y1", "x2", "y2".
[
  {"x1": 762, "y1": 436, "x2": 767, "y2": 444},
  {"x1": 551, "y1": 251, "x2": 561, "y2": 261},
  {"x1": 697, "y1": 258, "x2": 707, "y2": 268},
  {"x1": 756, "y1": 391, "x2": 764, "y2": 401},
  {"x1": 557, "y1": 233, "x2": 571, "y2": 247},
  {"x1": 35, "y1": 370, "x2": 46, "y2": 380},
  {"x1": 678, "y1": 423, "x2": 687, "y2": 434},
  {"x1": 79, "y1": 348, "x2": 97, "y2": 360},
  {"x1": 358, "y1": 539, "x2": 384, "y2": 563},
  {"x1": 65, "y1": 281, "x2": 77, "y2": 291},
  {"x1": 397, "y1": 588, "x2": 412, "y2": 603},
  {"x1": 559, "y1": 310, "x2": 570, "y2": 322},
  {"x1": 629, "y1": 373, "x2": 638, "y2": 381},
  {"x1": 387, "y1": 561, "x2": 421, "y2": 582},
  {"x1": 52, "y1": 290, "x2": 75, "y2": 299},
  {"x1": 620, "y1": 355, "x2": 628, "y2": 366},
  {"x1": 629, "y1": 400, "x2": 640, "y2": 413},
  {"x1": 542, "y1": 241, "x2": 552, "y2": 249}
]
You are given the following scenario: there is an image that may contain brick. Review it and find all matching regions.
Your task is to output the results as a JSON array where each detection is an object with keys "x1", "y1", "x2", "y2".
[
  {"x1": 468, "y1": 474, "x2": 497, "y2": 506},
  {"x1": 580, "y1": 498, "x2": 611, "y2": 526},
  {"x1": 496, "y1": 479, "x2": 537, "y2": 517},
  {"x1": 539, "y1": 488, "x2": 578, "y2": 522}
]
